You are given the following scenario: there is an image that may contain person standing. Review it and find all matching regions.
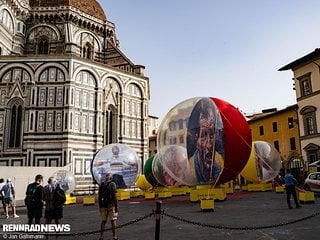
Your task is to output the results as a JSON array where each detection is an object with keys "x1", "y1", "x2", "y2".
[
  {"x1": 25, "y1": 174, "x2": 44, "y2": 224},
  {"x1": 1, "y1": 178, "x2": 19, "y2": 218},
  {"x1": 43, "y1": 177, "x2": 64, "y2": 224},
  {"x1": 284, "y1": 169, "x2": 301, "y2": 209},
  {"x1": 0, "y1": 178, "x2": 6, "y2": 215},
  {"x1": 98, "y1": 173, "x2": 118, "y2": 240}
]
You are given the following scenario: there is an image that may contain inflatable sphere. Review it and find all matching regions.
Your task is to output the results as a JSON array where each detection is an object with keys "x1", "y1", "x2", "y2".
[
  {"x1": 91, "y1": 143, "x2": 140, "y2": 187},
  {"x1": 51, "y1": 170, "x2": 76, "y2": 194},
  {"x1": 157, "y1": 97, "x2": 252, "y2": 186},
  {"x1": 240, "y1": 141, "x2": 282, "y2": 182},
  {"x1": 135, "y1": 174, "x2": 152, "y2": 190},
  {"x1": 152, "y1": 145, "x2": 197, "y2": 186},
  {"x1": 151, "y1": 153, "x2": 167, "y2": 186},
  {"x1": 144, "y1": 155, "x2": 161, "y2": 187}
]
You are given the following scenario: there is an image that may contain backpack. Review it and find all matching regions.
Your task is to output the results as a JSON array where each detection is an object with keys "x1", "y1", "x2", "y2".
[
  {"x1": 53, "y1": 187, "x2": 66, "y2": 207},
  {"x1": 98, "y1": 181, "x2": 114, "y2": 208}
]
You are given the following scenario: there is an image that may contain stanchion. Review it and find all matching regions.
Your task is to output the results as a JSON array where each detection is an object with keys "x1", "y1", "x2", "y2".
[{"x1": 155, "y1": 201, "x2": 162, "y2": 240}]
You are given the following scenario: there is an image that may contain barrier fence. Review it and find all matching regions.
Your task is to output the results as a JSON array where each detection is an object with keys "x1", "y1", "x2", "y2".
[{"x1": 1, "y1": 201, "x2": 320, "y2": 239}]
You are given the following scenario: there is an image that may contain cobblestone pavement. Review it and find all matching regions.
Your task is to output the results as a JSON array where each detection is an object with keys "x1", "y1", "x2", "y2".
[{"x1": 1, "y1": 190, "x2": 320, "y2": 240}]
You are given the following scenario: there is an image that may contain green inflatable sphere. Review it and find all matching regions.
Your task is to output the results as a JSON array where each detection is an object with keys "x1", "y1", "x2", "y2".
[{"x1": 144, "y1": 155, "x2": 161, "y2": 187}]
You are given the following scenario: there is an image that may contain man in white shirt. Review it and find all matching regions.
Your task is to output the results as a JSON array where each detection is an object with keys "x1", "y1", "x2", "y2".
[{"x1": 1, "y1": 178, "x2": 19, "y2": 218}]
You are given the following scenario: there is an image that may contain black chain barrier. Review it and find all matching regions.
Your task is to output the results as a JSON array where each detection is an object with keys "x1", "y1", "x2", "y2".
[
  {"x1": 0, "y1": 212, "x2": 153, "y2": 238},
  {"x1": 2, "y1": 207, "x2": 320, "y2": 238},
  {"x1": 61, "y1": 212, "x2": 154, "y2": 237},
  {"x1": 163, "y1": 211, "x2": 320, "y2": 230}
]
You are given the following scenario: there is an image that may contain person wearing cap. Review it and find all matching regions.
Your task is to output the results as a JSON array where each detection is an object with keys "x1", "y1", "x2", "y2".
[
  {"x1": 98, "y1": 173, "x2": 118, "y2": 240},
  {"x1": 1, "y1": 178, "x2": 19, "y2": 218}
]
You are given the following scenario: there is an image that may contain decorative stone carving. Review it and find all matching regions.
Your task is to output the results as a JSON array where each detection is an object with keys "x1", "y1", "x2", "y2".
[
  {"x1": 17, "y1": 0, "x2": 29, "y2": 8},
  {"x1": 27, "y1": 26, "x2": 59, "y2": 42}
]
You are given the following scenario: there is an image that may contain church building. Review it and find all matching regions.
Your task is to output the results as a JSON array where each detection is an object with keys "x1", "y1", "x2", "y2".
[{"x1": 0, "y1": 0, "x2": 150, "y2": 182}]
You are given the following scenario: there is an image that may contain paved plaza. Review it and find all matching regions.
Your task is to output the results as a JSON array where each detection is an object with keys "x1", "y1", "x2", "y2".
[{"x1": 1, "y1": 190, "x2": 320, "y2": 240}]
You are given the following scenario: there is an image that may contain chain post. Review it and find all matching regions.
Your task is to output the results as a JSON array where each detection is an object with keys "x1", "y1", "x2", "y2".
[{"x1": 155, "y1": 201, "x2": 162, "y2": 240}]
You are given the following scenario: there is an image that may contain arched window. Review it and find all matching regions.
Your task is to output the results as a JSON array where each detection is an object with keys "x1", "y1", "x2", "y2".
[
  {"x1": 300, "y1": 106, "x2": 317, "y2": 136},
  {"x1": 7, "y1": 99, "x2": 23, "y2": 148},
  {"x1": 82, "y1": 43, "x2": 93, "y2": 60},
  {"x1": 127, "y1": 84, "x2": 142, "y2": 97},
  {"x1": 303, "y1": 143, "x2": 320, "y2": 164},
  {"x1": 38, "y1": 38, "x2": 49, "y2": 54},
  {"x1": 105, "y1": 105, "x2": 118, "y2": 144},
  {"x1": 0, "y1": 9, "x2": 14, "y2": 33}
]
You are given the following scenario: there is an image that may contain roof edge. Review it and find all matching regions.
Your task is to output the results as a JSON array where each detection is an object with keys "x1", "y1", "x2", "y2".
[{"x1": 278, "y1": 48, "x2": 320, "y2": 71}]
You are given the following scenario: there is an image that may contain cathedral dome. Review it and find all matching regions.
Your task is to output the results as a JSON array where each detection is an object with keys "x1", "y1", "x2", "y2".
[{"x1": 30, "y1": 0, "x2": 106, "y2": 21}]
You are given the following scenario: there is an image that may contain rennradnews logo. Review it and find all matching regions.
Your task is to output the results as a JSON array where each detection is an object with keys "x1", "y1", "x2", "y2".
[{"x1": 2, "y1": 224, "x2": 71, "y2": 233}]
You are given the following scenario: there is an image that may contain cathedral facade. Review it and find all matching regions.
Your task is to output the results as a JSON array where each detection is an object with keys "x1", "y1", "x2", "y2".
[{"x1": 0, "y1": 0, "x2": 150, "y2": 181}]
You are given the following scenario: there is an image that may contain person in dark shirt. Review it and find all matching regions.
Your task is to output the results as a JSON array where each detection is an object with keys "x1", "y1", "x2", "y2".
[
  {"x1": 43, "y1": 177, "x2": 65, "y2": 224},
  {"x1": 284, "y1": 169, "x2": 301, "y2": 209},
  {"x1": 98, "y1": 173, "x2": 118, "y2": 240},
  {"x1": 25, "y1": 174, "x2": 44, "y2": 224}
]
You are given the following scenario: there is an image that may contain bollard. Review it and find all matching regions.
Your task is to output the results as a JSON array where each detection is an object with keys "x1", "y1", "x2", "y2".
[{"x1": 155, "y1": 201, "x2": 162, "y2": 240}]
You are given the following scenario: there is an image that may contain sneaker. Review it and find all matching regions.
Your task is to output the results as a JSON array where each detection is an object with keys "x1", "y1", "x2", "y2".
[
  {"x1": 13, "y1": 214, "x2": 19, "y2": 218},
  {"x1": 6, "y1": 215, "x2": 9, "y2": 219},
  {"x1": 288, "y1": 206, "x2": 293, "y2": 209},
  {"x1": 296, "y1": 205, "x2": 302, "y2": 209}
]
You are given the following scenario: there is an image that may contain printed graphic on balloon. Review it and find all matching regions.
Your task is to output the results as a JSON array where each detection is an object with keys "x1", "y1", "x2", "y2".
[
  {"x1": 51, "y1": 170, "x2": 76, "y2": 194},
  {"x1": 240, "y1": 141, "x2": 282, "y2": 182},
  {"x1": 151, "y1": 153, "x2": 167, "y2": 186},
  {"x1": 153, "y1": 145, "x2": 197, "y2": 186},
  {"x1": 156, "y1": 97, "x2": 252, "y2": 186},
  {"x1": 91, "y1": 143, "x2": 141, "y2": 188}
]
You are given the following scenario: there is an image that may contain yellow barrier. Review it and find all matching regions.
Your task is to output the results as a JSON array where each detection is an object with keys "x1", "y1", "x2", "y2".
[
  {"x1": 116, "y1": 190, "x2": 130, "y2": 200},
  {"x1": 167, "y1": 186, "x2": 188, "y2": 196},
  {"x1": 241, "y1": 185, "x2": 248, "y2": 191},
  {"x1": 196, "y1": 185, "x2": 211, "y2": 190},
  {"x1": 275, "y1": 185, "x2": 284, "y2": 193},
  {"x1": 158, "y1": 191, "x2": 172, "y2": 198},
  {"x1": 200, "y1": 199, "x2": 214, "y2": 211},
  {"x1": 248, "y1": 183, "x2": 272, "y2": 192},
  {"x1": 299, "y1": 191, "x2": 315, "y2": 204},
  {"x1": 145, "y1": 192, "x2": 155, "y2": 200},
  {"x1": 223, "y1": 182, "x2": 234, "y2": 194},
  {"x1": 65, "y1": 194, "x2": 76, "y2": 205},
  {"x1": 153, "y1": 187, "x2": 168, "y2": 193},
  {"x1": 190, "y1": 187, "x2": 226, "y2": 202},
  {"x1": 190, "y1": 188, "x2": 213, "y2": 202},
  {"x1": 130, "y1": 190, "x2": 145, "y2": 198},
  {"x1": 83, "y1": 196, "x2": 95, "y2": 205},
  {"x1": 214, "y1": 188, "x2": 227, "y2": 201}
]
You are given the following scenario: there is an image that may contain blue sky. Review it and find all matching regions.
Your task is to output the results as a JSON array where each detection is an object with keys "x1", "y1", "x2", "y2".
[{"x1": 101, "y1": 0, "x2": 320, "y2": 121}]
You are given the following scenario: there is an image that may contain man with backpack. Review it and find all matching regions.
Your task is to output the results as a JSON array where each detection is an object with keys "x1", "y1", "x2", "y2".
[
  {"x1": 25, "y1": 174, "x2": 44, "y2": 224},
  {"x1": 98, "y1": 173, "x2": 118, "y2": 240}
]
